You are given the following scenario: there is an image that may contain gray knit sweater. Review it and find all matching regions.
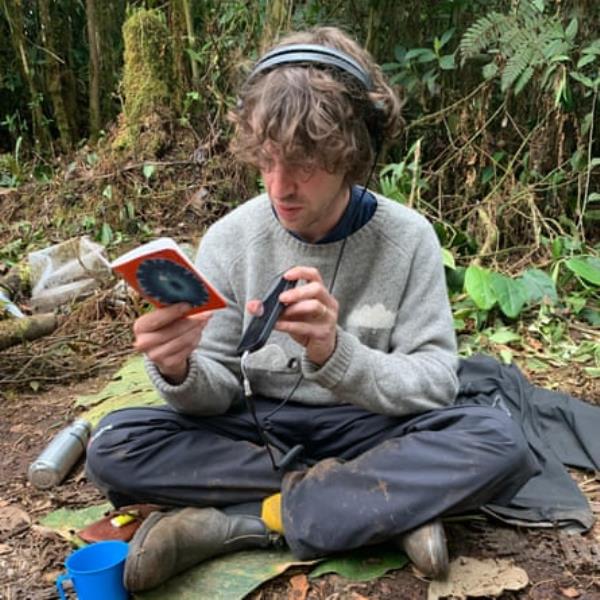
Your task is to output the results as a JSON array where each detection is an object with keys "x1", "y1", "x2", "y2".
[{"x1": 145, "y1": 193, "x2": 459, "y2": 416}]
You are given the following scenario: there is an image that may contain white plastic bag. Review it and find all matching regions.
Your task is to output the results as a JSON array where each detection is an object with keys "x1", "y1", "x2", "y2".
[{"x1": 28, "y1": 237, "x2": 110, "y2": 312}]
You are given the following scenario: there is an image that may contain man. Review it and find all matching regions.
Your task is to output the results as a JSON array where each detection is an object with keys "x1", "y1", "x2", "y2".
[{"x1": 86, "y1": 27, "x2": 539, "y2": 592}]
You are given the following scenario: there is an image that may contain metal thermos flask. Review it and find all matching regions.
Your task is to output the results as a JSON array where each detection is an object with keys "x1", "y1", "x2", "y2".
[{"x1": 28, "y1": 418, "x2": 91, "y2": 489}]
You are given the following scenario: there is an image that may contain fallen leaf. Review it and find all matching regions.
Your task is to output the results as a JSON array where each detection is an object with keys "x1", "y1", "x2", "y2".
[
  {"x1": 428, "y1": 556, "x2": 529, "y2": 600},
  {"x1": 310, "y1": 545, "x2": 408, "y2": 581},
  {"x1": 0, "y1": 543, "x2": 12, "y2": 555},
  {"x1": 0, "y1": 505, "x2": 31, "y2": 535},
  {"x1": 560, "y1": 588, "x2": 581, "y2": 598},
  {"x1": 289, "y1": 573, "x2": 309, "y2": 600}
]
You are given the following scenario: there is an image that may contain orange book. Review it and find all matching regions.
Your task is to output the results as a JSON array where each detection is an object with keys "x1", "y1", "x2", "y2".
[{"x1": 111, "y1": 237, "x2": 227, "y2": 315}]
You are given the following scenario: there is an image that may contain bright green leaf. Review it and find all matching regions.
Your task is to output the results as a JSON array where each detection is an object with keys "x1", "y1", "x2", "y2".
[
  {"x1": 577, "y1": 54, "x2": 597, "y2": 69},
  {"x1": 405, "y1": 48, "x2": 430, "y2": 61},
  {"x1": 570, "y1": 71, "x2": 595, "y2": 88},
  {"x1": 489, "y1": 328, "x2": 521, "y2": 344},
  {"x1": 565, "y1": 294, "x2": 587, "y2": 314},
  {"x1": 584, "y1": 367, "x2": 600, "y2": 378},
  {"x1": 551, "y1": 238, "x2": 564, "y2": 259},
  {"x1": 499, "y1": 348, "x2": 513, "y2": 365},
  {"x1": 453, "y1": 318, "x2": 466, "y2": 330},
  {"x1": 520, "y1": 269, "x2": 558, "y2": 305},
  {"x1": 490, "y1": 273, "x2": 528, "y2": 318},
  {"x1": 565, "y1": 257, "x2": 600, "y2": 286},
  {"x1": 514, "y1": 66, "x2": 534, "y2": 95},
  {"x1": 442, "y1": 248, "x2": 456, "y2": 269},
  {"x1": 417, "y1": 49, "x2": 438, "y2": 63},
  {"x1": 526, "y1": 357, "x2": 549, "y2": 372},
  {"x1": 102, "y1": 184, "x2": 113, "y2": 200},
  {"x1": 440, "y1": 28, "x2": 455, "y2": 49},
  {"x1": 100, "y1": 222, "x2": 113, "y2": 246},
  {"x1": 143, "y1": 163, "x2": 156, "y2": 180},
  {"x1": 565, "y1": 18, "x2": 578, "y2": 42},
  {"x1": 532, "y1": 0, "x2": 545, "y2": 12},
  {"x1": 464, "y1": 265, "x2": 496, "y2": 310},
  {"x1": 439, "y1": 54, "x2": 456, "y2": 70},
  {"x1": 482, "y1": 62, "x2": 499, "y2": 80}
]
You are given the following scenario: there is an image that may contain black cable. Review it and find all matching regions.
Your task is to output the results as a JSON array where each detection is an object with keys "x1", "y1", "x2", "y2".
[{"x1": 246, "y1": 150, "x2": 382, "y2": 470}]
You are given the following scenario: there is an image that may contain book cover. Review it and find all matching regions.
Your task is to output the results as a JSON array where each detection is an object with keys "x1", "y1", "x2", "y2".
[{"x1": 111, "y1": 238, "x2": 227, "y2": 315}]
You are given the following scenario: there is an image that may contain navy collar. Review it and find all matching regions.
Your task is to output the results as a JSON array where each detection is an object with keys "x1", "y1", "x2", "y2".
[{"x1": 274, "y1": 186, "x2": 377, "y2": 244}]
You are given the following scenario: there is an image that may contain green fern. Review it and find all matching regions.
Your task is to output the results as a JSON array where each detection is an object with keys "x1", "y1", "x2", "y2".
[
  {"x1": 459, "y1": 12, "x2": 511, "y2": 62},
  {"x1": 460, "y1": 0, "x2": 576, "y2": 97}
]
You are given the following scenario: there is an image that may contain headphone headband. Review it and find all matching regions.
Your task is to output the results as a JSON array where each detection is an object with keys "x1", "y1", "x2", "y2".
[
  {"x1": 244, "y1": 42, "x2": 384, "y2": 154},
  {"x1": 249, "y1": 43, "x2": 374, "y2": 90}
]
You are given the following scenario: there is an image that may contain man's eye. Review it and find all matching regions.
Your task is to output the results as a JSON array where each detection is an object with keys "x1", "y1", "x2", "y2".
[{"x1": 291, "y1": 164, "x2": 315, "y2": 179}]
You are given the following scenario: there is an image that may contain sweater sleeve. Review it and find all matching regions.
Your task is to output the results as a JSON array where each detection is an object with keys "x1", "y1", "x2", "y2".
[
  {"x1": 143, "y1": 225, "x2": 243, "y2": 416},
  {"x1": 300, "y1": 221, "x2": 459, "y2": 416}
]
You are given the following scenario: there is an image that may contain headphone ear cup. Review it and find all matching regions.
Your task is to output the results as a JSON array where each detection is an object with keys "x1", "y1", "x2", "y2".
[{"x1": 364, "y1": 103, "x2": 386, "y2": 155}]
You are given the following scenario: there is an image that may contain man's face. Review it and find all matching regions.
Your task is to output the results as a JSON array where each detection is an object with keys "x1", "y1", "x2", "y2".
[{"x1": 260, "y1": 150, "x2": 350, "y2": 243}]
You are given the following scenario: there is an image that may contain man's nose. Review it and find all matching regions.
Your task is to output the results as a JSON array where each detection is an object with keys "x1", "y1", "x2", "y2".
[{"x1": 267, "y1": 165, "x2": 296, "y2": 199}]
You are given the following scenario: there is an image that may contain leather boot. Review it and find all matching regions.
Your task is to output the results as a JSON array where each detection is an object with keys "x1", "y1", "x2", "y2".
[
  {"x1": 124, "y1": 507, "x2": 281, "y2": 591},
  {"x1": 400, "y1": 519, "x2": 449, "y2": 579}
]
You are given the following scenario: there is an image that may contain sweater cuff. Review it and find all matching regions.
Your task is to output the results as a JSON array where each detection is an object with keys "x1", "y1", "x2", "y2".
[
  {"x1": 144, "y1": 354, "x2": 199, "y2": 398},
  {"x1": 300, "y1": 328, "x2": 355, "y2": 389}
]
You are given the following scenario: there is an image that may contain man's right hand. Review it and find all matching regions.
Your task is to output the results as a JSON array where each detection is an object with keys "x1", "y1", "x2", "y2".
[{"x1": 133, "y1": 303, "x2": 214, "y2": 385}]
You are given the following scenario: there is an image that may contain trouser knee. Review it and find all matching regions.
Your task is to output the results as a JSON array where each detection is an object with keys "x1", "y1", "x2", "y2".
[
  {"x1": 464, "y1": 406, "x2": 539, "y2": 501},
  {"x1": 85, "y1": 408, "x2": 155, "y2": 496}
]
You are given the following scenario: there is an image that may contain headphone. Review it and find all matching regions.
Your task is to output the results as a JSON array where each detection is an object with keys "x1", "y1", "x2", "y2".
[{"x1": 245, "y1": 43, "x2": 386, "y2": 155}]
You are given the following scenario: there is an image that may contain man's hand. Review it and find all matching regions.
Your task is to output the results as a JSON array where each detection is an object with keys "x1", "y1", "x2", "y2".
[
  {"x1": 247, "y1": 266, "x2": 338, "y2": 366},
  {"x1": 133, "y1": 303, "x2": 214, "y2": 384}
]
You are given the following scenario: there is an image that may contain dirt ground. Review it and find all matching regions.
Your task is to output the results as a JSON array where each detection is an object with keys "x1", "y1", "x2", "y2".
[{"x1": 0, "y1": 369, "x2": 599, "y2": 600}]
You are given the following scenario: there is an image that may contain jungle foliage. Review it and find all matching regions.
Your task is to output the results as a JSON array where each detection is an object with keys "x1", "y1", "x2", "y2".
[{"x1": 0, "y1": 0, "x2": 598, "y2": 375}]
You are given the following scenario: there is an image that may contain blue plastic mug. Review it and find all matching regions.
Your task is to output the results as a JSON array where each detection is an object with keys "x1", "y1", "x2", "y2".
[{"x1": 56, "y1": 540, "x2": 129, "y2": 600}]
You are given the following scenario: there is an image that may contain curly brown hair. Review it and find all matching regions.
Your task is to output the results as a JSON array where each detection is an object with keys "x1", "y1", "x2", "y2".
[{"x1": 229, "y1": 27, "x2": 403, "y2": 185}]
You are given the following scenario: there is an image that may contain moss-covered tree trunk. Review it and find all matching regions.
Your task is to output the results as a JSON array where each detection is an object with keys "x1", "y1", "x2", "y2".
[
  {"x1": 117, "y1": 8, "x2": 174, "y2": 156},
  {"x1": 167, "y1": 0, "x2": 192, "y2": 113}
]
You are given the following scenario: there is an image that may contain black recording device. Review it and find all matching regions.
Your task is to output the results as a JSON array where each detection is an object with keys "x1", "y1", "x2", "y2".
[{"x1": 236, "y1": 277, "x2": 297, "y2": 355}]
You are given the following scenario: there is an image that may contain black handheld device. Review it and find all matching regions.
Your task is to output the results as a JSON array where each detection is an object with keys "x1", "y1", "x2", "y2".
[{"x1": 236, "y1": 277, "x2": 297, "y2": 355}]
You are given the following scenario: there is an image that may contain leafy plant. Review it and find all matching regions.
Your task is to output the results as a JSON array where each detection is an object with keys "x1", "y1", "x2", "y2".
[
  {"x1": 0, "y1": 136, "x2": 24, "y2": 187},
  {"x1": 378, "y1": 139, "x2": 428, "y2": 206},
  {"x1": 383, "y1": 28, "x2": 456, "y2": 98},
  {"x1": 459, "y1": 0, "x2": 598, "y2": 104}
]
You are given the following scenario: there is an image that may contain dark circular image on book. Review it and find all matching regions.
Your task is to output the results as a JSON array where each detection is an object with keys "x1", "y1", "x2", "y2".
[{"x1": 137, "y1": 259, "x2": 209, "y2": 306}]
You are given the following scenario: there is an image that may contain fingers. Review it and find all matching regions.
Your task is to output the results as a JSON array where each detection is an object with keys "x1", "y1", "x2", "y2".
[
  {"x1": 274, "y1": 267, "x2": 339, "y2": 365},
  {"x1": 132, "y1": 304, "x2": 213, "y2": 381},
  {"x1": 142, "y1": 326, "x2": 202, "y2": 372},
  {"x1": 279, "y1": 282, "x2": 335, "y2": 316},
  {"x1": 133, "y1": 302, "x2": 192, "y2": 335},
  {"x1": 283, "y1": 266, "x2": 324, "y2": 285}
]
